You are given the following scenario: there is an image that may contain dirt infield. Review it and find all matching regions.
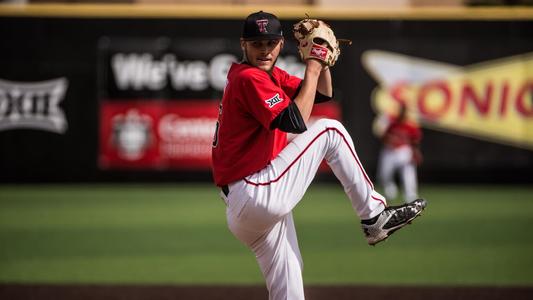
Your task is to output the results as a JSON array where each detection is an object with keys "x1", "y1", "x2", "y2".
[{"x1": 1, "y1": 284, "x2": 533, "y2": 300}]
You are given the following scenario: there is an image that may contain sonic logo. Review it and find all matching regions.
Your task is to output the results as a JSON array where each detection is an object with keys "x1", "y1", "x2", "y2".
[
  {"x1": 310, "y1": 45, "x2": 328, "y2": 61},
  {"x1": 363, "y1": 50, "x2": 533, "y2": 150}
]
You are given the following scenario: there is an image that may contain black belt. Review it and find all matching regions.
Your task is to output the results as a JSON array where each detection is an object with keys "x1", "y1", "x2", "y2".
[{"x1": 221, "y1": 185, "x2": 229, "y2": 197}]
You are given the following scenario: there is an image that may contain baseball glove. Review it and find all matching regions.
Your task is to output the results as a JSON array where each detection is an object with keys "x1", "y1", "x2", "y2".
[{"x1": 293, "y1": 18, "x2": 351, "y2": 67}]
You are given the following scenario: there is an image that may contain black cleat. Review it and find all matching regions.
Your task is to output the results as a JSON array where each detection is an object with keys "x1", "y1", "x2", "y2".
[{"x1": 361, "y1": 198, "x2": 427, "y2": 246}]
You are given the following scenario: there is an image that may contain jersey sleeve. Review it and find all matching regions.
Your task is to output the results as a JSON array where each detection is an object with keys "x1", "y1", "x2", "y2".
[
  {"x1": 278, "y1": 68, "x2": 333, "y2": 103},
  {"x1": 278, "y1": 69, "x2": 302, "y2": 98},
  {"x1": 240, "y1": 71, "x2": 291, "y2": 129}
]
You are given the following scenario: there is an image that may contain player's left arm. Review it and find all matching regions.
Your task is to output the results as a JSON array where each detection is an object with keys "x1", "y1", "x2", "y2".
[
  {"x1": 271, "y1": 65, "x2": 329, "y2": 134},
  {"x1": 316, "y1": 67, "x2": 333, "y2": 99},
  {"x1": 280, "y1": 68, "x2": 332, "y2": 104}
]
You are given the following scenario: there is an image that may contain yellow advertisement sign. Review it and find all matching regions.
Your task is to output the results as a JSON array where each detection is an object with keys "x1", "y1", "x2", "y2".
[{"x1": 363, "y1": 50, "x2": 533, "y2": 150}]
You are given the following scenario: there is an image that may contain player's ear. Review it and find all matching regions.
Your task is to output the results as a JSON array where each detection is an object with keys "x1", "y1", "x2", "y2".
[
  {"x1": 240, "y1": 38, "x2": 246, "y2": 51},
  {"x1": 280, "y1": 38, "x2": 284, "y2": 49}
]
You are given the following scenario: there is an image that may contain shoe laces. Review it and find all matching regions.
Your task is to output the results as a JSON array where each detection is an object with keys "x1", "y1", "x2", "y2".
[{"x1": 384, "y1": 203, "x2": 417, "y2": 228}]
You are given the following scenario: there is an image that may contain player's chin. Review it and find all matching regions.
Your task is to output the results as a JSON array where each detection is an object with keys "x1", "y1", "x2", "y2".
[{"x1": 254, "y1": 60, "x2": 274, "y2": 72}]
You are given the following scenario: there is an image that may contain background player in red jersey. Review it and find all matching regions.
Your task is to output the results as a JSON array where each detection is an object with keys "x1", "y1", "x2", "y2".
[
  {"x1": 375, "y1": 103, "x2": 423, "y2": 203},
  {"x1": 212, "y1": 11, "x2": 426, "y2": 300}
]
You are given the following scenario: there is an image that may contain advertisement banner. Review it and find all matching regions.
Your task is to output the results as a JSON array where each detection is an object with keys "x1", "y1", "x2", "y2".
[
  {"x1": 99, "y1": 100, "x2": 218, "y2": 169},
  {"x1": 0, "y1": 15, "x2": 531, "y2": 182},
  {"x1": 364, "y1": 50, "x2": 533, "y2": 151},
  {"x1": 97, "y1": 37, "x2": 339, "y2": 171}
]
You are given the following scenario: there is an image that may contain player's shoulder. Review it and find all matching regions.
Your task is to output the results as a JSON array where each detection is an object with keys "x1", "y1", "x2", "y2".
[
  {"x1": 232, "y1": 63, "x2": 264, "y2": 76},
  {"x1": 270, "y1": 66, "x2": 294, "y2": 81},
  {"x1": 234, "y1": 64, "x2": 272, "y2": 84},
  {"x1": 270, "y1": 65, "x2": 287, "y2": 76}
]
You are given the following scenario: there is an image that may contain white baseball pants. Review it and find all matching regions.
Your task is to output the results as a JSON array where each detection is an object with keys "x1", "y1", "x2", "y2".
[
  {"x1": 220, "y1": 119, "x2": 387, "y2": 300},
  {"x1": 377, "y1": 145, "x2": 418, "y2": 202}
]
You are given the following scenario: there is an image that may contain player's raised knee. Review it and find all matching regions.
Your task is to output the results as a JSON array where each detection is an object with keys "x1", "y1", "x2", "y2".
[
  {"x1": 312, "y1": 118, "x2": 347, "y2": 134},
  {"x1": 312, "y1": 118, "x2": 343, "y2": 129}
]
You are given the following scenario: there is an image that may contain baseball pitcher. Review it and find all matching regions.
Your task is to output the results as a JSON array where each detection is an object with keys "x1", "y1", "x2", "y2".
[{"x1": 211, "y1": 11, "x2": 427, "y2": 300}]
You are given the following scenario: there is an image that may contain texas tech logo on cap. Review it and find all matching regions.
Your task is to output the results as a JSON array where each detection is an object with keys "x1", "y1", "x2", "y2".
[
  {"x1": 242, "y1": 11, "x2": 282, "y2": 40},
  {"x1": 256, "y1": 19, "x2": 268, "y2": 33}
]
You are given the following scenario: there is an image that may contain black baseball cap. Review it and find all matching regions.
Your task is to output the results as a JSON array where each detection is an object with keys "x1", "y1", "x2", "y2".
[{"x1": 242, "y1": 11, "x2": 283, "y2": 41}]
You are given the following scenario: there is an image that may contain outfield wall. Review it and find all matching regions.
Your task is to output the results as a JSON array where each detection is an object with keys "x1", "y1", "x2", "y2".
[{"x1": 0, "y1": 4, "x2": 532, "y2": 183}]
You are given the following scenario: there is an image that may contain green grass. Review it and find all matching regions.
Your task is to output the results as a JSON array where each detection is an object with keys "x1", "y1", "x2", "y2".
[{"x1": 0, "y1": 183, "x2": 532, "y2": 286}]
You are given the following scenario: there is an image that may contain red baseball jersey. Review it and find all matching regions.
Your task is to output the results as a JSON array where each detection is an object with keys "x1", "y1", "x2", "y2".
[
  {"x1": 383, "y1": 117, "x2": 422, "y2": 149},
  {"x1": 212, "y1": 63, "x2": 302, "y2": 186}
]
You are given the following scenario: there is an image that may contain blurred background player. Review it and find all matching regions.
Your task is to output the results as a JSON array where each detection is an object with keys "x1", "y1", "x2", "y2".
[
  {"x1": 212, "y1": 11, "x2": 427, "y2": 300},
  {"x1": 374, "y1": 103, "x2": 423, "y2": 203}
]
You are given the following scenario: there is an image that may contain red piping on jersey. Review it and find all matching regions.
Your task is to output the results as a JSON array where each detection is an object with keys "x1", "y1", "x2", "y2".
[{"x1": 243, "y1": 127, "x2": 387, "y2": 207}]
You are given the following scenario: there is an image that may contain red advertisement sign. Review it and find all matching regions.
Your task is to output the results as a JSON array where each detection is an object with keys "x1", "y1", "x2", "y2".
[
  {"x1": 99, "y1": 100, "x2": 340, "y2": 170},
  {"x1": 99, "y1": 100, "x2": 218, "y2": 169}
]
